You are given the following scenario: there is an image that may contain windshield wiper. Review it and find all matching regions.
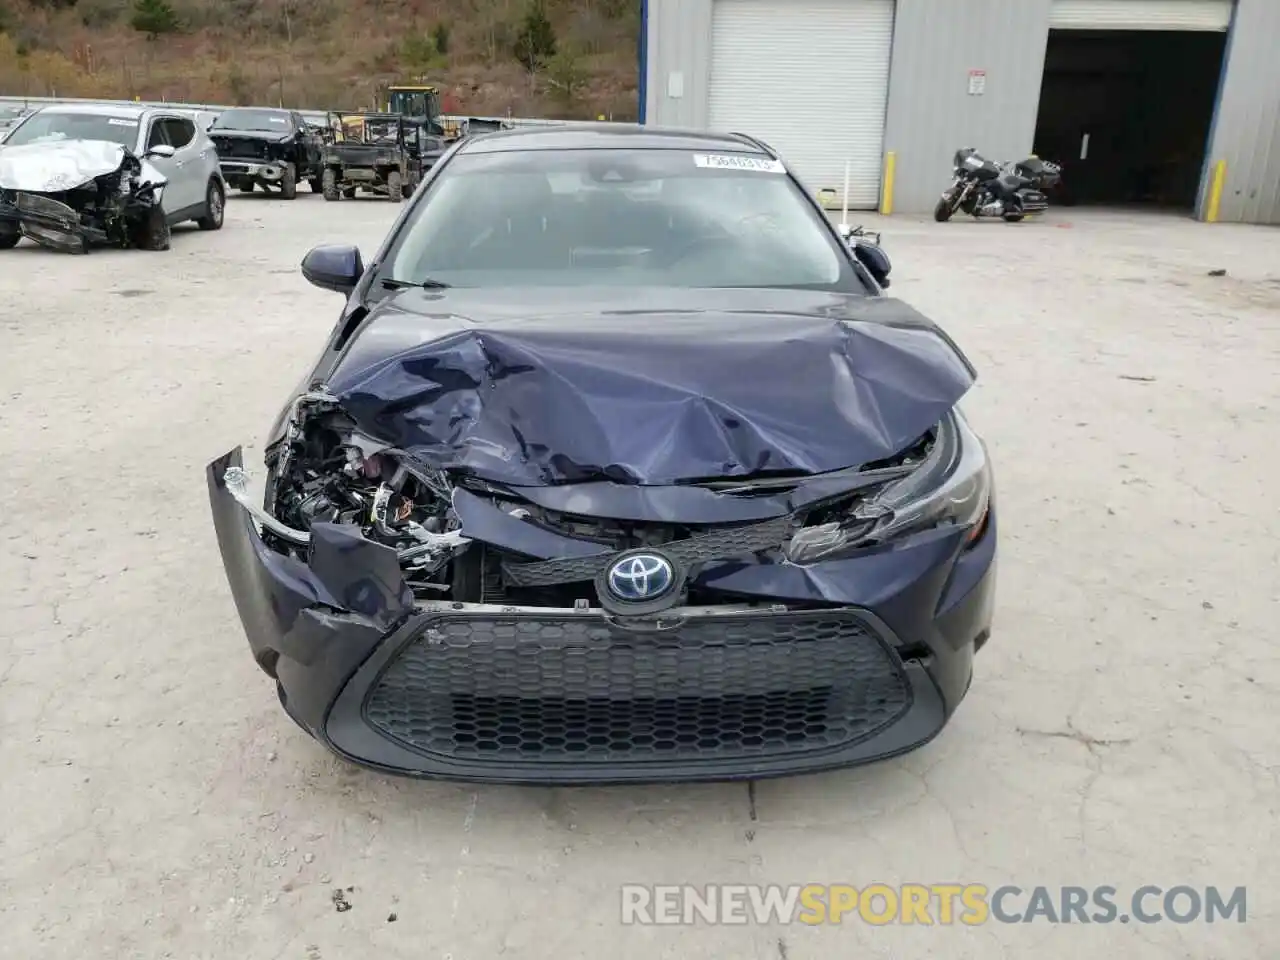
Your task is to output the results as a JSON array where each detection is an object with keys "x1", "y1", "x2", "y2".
[{"x1": 381, "y1": 278, "x2": 452, "y2": 290}]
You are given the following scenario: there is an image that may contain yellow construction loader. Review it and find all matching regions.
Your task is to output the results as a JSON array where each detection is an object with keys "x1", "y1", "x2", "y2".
[{"x1": 377, "y1": 82, "x2": 465, "y2": 140}]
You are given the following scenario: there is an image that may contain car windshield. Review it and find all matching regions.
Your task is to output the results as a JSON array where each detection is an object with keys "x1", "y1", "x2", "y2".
[
  {"x1": 384, "y1": 147, "x2": 857, "y2": 291},
  {"x1": 212, "y1": 109, "x2": 291, "y2": 132},
  {"x1": 3, "y1": 111, "x2": 139, "y2": 148}
]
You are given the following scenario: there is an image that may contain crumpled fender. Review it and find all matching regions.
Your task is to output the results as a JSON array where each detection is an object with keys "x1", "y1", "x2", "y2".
[{"x1": 206, "y1": 447, "x2": 412, "y2": 674}]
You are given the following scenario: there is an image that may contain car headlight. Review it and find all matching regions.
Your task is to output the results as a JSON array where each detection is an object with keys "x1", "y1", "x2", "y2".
[{"x1": 784, "y1": 409, "x2": 991, "y2": 564}]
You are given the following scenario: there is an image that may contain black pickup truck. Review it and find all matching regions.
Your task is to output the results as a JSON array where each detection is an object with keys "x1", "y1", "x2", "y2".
[{"x1": 209, "y1": 107, "x2": 324, "y2": 199}]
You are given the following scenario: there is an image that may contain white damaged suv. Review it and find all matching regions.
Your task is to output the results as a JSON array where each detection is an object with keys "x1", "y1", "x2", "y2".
[{"x1": 0, "y1": 102, "x2": 225, "y2": 253}]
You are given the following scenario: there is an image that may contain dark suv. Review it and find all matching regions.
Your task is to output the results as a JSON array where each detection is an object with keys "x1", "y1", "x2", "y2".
[{"x1": 209, "y1": 107, "x2": 324, "y2": 199}]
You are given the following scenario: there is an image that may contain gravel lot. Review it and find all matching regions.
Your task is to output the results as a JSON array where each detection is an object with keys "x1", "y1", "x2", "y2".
[{"x1": 1, "y1": 194, "x2": 1277, "y2": 960}]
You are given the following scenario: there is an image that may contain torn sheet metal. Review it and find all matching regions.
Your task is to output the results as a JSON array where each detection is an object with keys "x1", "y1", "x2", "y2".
[
  {"x1": 320, "y1": 287, "x2": 976, "y2": 486},
  {"x1": 207, "y1": 447, "x2": 413, "y2": 651}
]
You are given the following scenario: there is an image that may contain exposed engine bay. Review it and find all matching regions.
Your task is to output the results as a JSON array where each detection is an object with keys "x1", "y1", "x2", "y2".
[
  {"x1": 226, "y1": 391, "x2": 966, "y2": 613},
  {"x1": 0, "y1": 140, "x2": 166, "y2": 253}
]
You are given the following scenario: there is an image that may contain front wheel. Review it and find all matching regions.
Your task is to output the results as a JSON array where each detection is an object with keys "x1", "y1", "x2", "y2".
[
  {"x1": 133, "y1": 206, "x2": 171, "y2": 251},
  {"x1": 1002, "y1": 213, "x2": 1025, "y2": 223},
  {"x1": 933, "y1": 192, "x2": 957, "y2": 223},
  {"x1": 386, "y1": 170, "x2": 403, "y2": 203},
  {"x1": 196, "y1": 179, "x2": 225, "y2": 231},
  {"x1": 321, "y1": 167, "x2": 339, "y2": 201},
  {"x1": 0, "y1": 228, "x2": 20, "y2": 250},
  {"x1": 280, "y1": 162, "x2": 297, "y2": 200}
]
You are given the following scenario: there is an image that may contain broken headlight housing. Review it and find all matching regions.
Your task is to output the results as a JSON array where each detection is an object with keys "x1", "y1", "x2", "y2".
[{"x1": 785, "y1": 409, "x2": 991, "y2": 564}]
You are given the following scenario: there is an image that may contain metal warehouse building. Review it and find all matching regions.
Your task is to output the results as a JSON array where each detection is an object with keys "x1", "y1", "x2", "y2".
[{"x1": 640, "y1": 0, "x2": 1280, "y2": 224}]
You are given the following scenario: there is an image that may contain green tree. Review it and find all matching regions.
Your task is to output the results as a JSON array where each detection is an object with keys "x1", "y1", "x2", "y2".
[
  {"x1": 401, "y1": 31, "x2": 444, "y2": 70},
  {"x1": 512, "y1": 0, "x2": 556, "y2": 74},
  {"x1": 545, "y1": 49, "x2": 586, "y2": 105},
  {"x1": 431, "y1": 21, "x2": 450, "y2": 56},
  {"x1": 131, "y1": 0, "x2": 180, "y2": 37}
]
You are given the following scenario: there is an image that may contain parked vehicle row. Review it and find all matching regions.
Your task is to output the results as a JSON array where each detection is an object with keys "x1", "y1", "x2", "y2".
[{"x1": 0, "y1": 97, "x2": 453, "y2": 252}]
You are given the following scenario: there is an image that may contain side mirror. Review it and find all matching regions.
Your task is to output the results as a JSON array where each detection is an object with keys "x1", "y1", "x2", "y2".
[
  {"x1": 853, "y1": 242, "x2": 892, "y2": 288},
  {"x1": 301, "y1": 243, "x2": 364, "y2": 295},
  {"x1": 145, "y1": 144, "x2": 176, "y2": 159}
]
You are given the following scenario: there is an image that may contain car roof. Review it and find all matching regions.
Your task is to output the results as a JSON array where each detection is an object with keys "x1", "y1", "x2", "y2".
[
  {"x1": 458, "y1": 125, "x2": 775, "y2": 156},
  {"x1": 34, "y1": 102, "x2": 153, "y2": 119}
]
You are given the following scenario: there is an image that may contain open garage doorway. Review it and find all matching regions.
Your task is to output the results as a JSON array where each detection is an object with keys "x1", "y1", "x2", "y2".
[{"x1": 1032, "y1": 28, "x2": 1228, "y2": 209}]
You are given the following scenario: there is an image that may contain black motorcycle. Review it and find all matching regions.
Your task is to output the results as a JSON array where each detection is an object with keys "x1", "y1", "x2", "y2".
[{"x1": 934, "y1": 148, "x2": 1050, "y2": 223}]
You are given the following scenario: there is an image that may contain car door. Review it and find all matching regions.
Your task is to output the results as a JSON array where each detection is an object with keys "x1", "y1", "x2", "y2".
[
  {"x1": 187, "y1": 120, "x2": 222, "y2": 194},
  {"x1": 290, "y1": 111, "x2": 318, "y2": 175},
  {"x1": 160, "y1": 116, "x2": 204, "y2": 213},
  {"x1": 141, "y1": 115, "x2": 184, "y2": 214}
]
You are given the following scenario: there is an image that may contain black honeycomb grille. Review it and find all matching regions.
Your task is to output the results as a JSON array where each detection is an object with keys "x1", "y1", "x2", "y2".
[{"x1": 363, "y1": 611, "x2": 912, "y2": 764}]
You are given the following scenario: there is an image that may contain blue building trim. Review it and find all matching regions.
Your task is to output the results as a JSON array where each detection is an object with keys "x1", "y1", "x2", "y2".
[{"x1": 638, "y1": 0, "x2": 649, "y2": 124}]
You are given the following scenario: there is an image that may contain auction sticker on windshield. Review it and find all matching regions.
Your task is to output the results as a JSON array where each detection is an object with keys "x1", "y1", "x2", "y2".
[
  {"x1": 107, "y1": 119, "x2": 139, "y2": 126},
  {"x1": 694, "y1": 154, "x2": 786, "y2": 173}
]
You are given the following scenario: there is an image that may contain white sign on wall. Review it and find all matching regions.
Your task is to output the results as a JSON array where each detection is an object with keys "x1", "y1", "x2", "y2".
[{"x1": 967, "y1": 69, "x2": 987, "y2": 96}]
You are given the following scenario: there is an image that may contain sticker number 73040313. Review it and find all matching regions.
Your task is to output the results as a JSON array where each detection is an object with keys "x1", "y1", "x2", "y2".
[{"x1": 693, "y1": 154, "x2": 786, "y2": 174}]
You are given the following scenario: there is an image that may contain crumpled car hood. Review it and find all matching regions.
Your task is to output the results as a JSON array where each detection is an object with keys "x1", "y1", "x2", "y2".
[
  {"x1": 313, "y1": 287, "x2": 976, "y2": 486},
  {"x1": 0, "y1": 139, "x2": 166, "y2": 193}
]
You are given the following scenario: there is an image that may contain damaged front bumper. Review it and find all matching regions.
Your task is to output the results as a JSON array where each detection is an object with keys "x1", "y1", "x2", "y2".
[
  {"x1": 220, "y1": 161, "x2": 287, "y2": 183},
  {"x1": 208, "y1": 445, "x2": 996, "y2": 785},
  {"x1": 0, "y1": 191, "x2": 93, "y2": 253}
]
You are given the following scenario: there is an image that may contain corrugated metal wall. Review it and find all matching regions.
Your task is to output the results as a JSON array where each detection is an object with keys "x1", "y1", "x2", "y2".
[
  {"x1": 882, "y1": 0, "x2": 1053, "y2": 213},
  {"x1": 1203, "y1": 0, "x2": 1280, "y2": 224},
  {"x1": 645, "y1": 0, "x2": 715, "y2": 128},
  {"x1": 645, "y1": 0, "x2": 1279, "y2": 223}
]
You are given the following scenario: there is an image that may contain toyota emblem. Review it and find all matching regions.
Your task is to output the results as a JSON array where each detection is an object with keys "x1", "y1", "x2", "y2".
[{"x1": 605, "y1": 553, "x2": 675, "y2": 602}]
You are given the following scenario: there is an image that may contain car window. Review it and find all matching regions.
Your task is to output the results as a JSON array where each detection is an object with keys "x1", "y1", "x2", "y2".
[
  {"x1": 146, "y1": 119, "x2": 171, "y2": 150},
  {"x1": 384, "y1": 148, "x2": 855, "y2": 292},
  {"x1": 211, "y1": 108, "x2": 293, "y2": 132},
  {"x1": 2, "y1": 111, "x2": 141, "y2": 148},
  {"x1": 161, "y1": 117, "x2": 195, "y2": 148}
]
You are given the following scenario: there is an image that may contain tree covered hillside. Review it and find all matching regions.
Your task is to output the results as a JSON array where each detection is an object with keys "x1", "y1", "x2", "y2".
[{"x1": 0, "y1": 0, "x2": 640, "y2": 119}]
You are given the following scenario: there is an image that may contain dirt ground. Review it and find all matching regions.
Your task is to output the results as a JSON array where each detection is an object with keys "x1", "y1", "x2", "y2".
[{"x1": 1, "y1": 196, "x2": 1276, "y2": 960}]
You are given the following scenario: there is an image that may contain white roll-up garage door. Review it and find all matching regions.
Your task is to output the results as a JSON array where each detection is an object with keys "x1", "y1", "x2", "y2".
[
  {"x1": 1049, "y1": 0, "x2": 1232, "y2": 30},
  {"x1": 707, "y1": 0, "x2": 895, "y2": 210}
]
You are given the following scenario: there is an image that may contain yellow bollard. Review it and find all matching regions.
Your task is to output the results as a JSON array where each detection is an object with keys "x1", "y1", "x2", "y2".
[
  {"x1": 1205, "y1": 159, "x2": 1226, "y2": 223},
  {"x1": 880, "y1": 151, "x2": 896, "y2": 215}
]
